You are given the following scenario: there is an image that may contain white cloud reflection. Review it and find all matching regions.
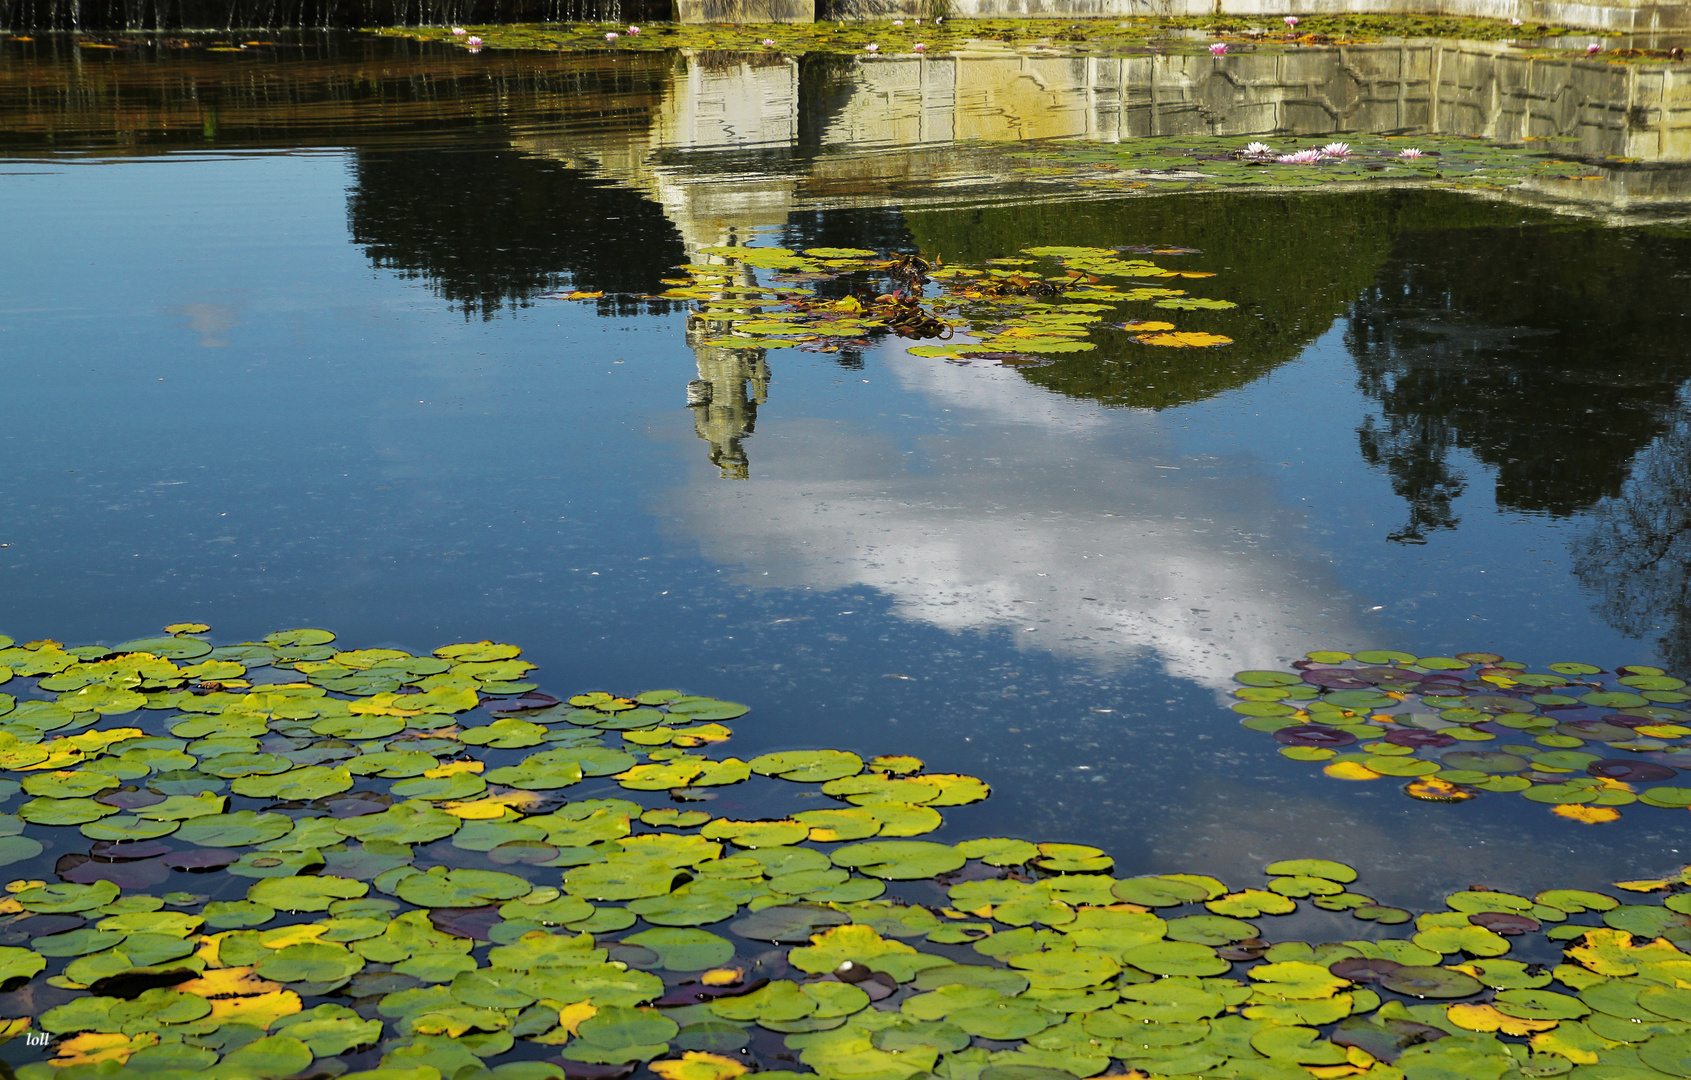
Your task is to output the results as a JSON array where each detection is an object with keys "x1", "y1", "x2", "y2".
[{"x1": 670, "y1": 347, "x2": 1367, "y2": 688}]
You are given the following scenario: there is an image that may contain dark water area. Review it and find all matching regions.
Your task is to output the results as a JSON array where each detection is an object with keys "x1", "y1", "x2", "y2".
[{"x1": 4, "y1": 34, "x2": 1691, "y2": 925}]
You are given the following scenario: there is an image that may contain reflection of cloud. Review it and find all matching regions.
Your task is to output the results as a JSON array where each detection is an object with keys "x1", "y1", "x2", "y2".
[
  {"x1": 178, "y1": 301, "x2": 241, "y2": 347},
  {"x1": 669, "y1": 348, "x2": 1368, "y2": 688}
]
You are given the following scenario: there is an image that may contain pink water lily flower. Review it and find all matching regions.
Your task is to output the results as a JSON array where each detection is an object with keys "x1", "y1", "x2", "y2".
[
  {"x1": 1509, "y1": 17, "x2": 1522, "y2": 24},
  {"x1": 1586, "y1": 42, "x2": 1601, "y2": 54},
  {"x1": 864, "y1": 42, "x2": 878, "y2": 51},
  {"x1": 761, "y1": 37, "x2": 776, "y2": 45},
  {"x1": 1398, "y1": 147, "x2": 1423, "y2": 158},
  {"x1": 605, "y1": 31, "x2": 618, "y2": 39},
  {"x1": 1243, "y1": 141, "x2": 1272, "y2": 155},
  {"x1": 1320, "y1": 142, "x2": 1351, "y2": 158},
  {"x1": 466, "y1": 35, "x2": 482, "y2": 45},
  {"x1": 893, "y1": 19, "x2": 903, "y2": 25},
  {"x1": 1209, "y1": 43, "x2": 1227, "y2": 55},
  {"x1": 1277, "y1": 149, "x2": 1321, "y2": 164},
  {"x1": 627, "y1": 25, "x2": 640, "y2": 33},
  {"x1": 450, "y1": 26, "x2": 466, "y2": 34},
  {"x1": 1284, "y1": 15, "x2": 1298, "y2": 27},
  {"x1": 913, "y1": 42, "x2": 927, "y2": 51}
]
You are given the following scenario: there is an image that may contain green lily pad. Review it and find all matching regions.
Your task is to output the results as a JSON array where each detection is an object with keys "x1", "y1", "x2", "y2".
[
  {"x1": 954, "y1": 838, "x2": 1040, "y2": 867},
  {"x1": 79, "y1": 814, "x2": 179, "y2": 840},
  {"x1": 336, "y1": 802, "x2": 462, "y2": 844},
  {"x1": 1493, "y1": 989, "x2": 1590, "y2": 1020},
  {"x1": 1119, "y1": 941, "x2": 1230, "y2": 977},
  {"x1": 17, "y1": 881, "x2": 120, "y2": 912},
  {"x1": 231, "y1": 765, "x2": 354, "y2": 800},
  {"x1": 248, "y1": 875, "x2": 369, "y2": 912},
  {"x1": 748, "y1": 750, "x2": 864, "y2": 782},
  {"x1": 622, "y1": 927, "x2": 734, "y2": 970},
  {"x1": 1113, "y1": 876, "x2": 1223, "y2": 907},
  {"x1": 175, "y1": 810, "x2": 295, "y2": 847},
  {"x1": 831, "y1": 841, "x2": 965, "y2": 880},
  {"x1": 254, "y1": 941, "x2": 365, "y2": 984},
  {"x1": 396, "y1": 867, "x2": 533, "y2": 907},
  {"x1": 1378, "y1": 966, "x2": 1485, "y2": 998},
  {"x1": 22, "y1": 770, "x2": 120, "y2": 799},
  {"x1": 19, "y1": 797, "x2": 117, "y2": 826}
]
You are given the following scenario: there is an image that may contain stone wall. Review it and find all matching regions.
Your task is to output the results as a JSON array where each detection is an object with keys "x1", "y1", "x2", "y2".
[{"x1": 930, "y1": 0, "x2": 1691, "y2": 34}]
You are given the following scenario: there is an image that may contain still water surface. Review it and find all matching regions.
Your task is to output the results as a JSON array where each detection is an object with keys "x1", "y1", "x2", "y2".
[{"x1": 4, "y1": 34, "x2": 1691, "y2": 906}]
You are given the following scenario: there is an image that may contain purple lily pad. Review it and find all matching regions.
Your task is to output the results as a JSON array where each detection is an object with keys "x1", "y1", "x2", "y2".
[
  {"x1": 1649, "y1": 750, "x2": 1691, "y2": 768},
  {"x1": 1440, "y1": 751, "x2": 1529, "y2": 774},
  {"x1": 1383, "y1": 729, "x2": 1457, "y2": 748},
  {"x1": 1354, "y1": 667, "x2": 1424, "y2": 687},
  {"x1": 606, "y1": 943, "x2": 661, "y2": 969},
  {"x1": 488, "y1": 692, "x2": 561, "y2": 714},
  {"x1": 0, "y1": 914, "x2": 85, "y2": 945},
  {"x1": 558, "y1": 1063, "x2": 636, "y2": 1080},
  {"x1": 1218, "y1": 938, "x2": 1269, "y2": 961},
  {"x1": 90, "y1": 840, "x2": 172, "y2": 862},
  {"x1": 656, "y1": 977, "x2": 771, "y2": 1007},
  {"x1": 1303, "y1": 670, "x2": 1374, "y2": 691},
  {"x1": 487, "y1": 841, "x2": 561, "y2": 866},
  {"x1": 95, "y1": 789, "x2": 165, "y2": 810},
  {"x1": 1329, "y1": 957, "x2": 1405, "y2": 982},
  {"x1": 323, "y1": 794, "x2": 393, "y2": 819},
  {"x1": 57, "y1": 854, "x2": 170, "y2": 889},
  {"x1": 1557, "y1": 721, "x2": 1636, "y2": 742},
  {"x1": 1469, "y1": 912, "x2": 1539, "y2": 935},
  {"x1": 429, "y1": 906, "x2": 503, "y2": 942},
  {"x1": 1588, "y1": 759, "x2": 1677, "y2": 782},
  {"x1": 163, "y1": 849, "x2": 238, "y2": 872},
  {"x1": 1601, "y1": 713, "x2": 1657, "y2": 728},
  {"x1": 1419, "y1": 674, "x2": 1466, "y2": 687},
  {"x1": 1272, "y1": 725, "x2": 1357, "y2": 748}
]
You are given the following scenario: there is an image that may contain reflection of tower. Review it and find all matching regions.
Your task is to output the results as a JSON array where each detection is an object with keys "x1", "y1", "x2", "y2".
[{"x1": 686, "y1": 318, "x2": 770, "y2": 480}]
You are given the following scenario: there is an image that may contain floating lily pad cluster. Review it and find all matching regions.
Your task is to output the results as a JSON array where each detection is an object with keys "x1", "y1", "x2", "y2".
[
  {"x1": 1233, "y1": 649, "x2": 1691, "y2": 823},
  {"x1": 5, "y1": 628, "x2": 1691, "y2": 1080},
  {"x1": 382, "y1": 13, "x2": 1574, "y2": 58},
  {"x1": 1015, "y1": 135, "x2": 1601, "y2": 194},
  {"x1": 638, "y1": 244, "x2": 1234, "y2": 366}
]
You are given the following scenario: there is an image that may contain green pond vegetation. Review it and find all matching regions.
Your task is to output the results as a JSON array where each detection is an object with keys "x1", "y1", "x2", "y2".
[
  {"x1": 638, "y1": 244, "x2": 1237, "y2": 366},
  {"x1": 1234, "y1": 650, "x2": 1691, "y2": 825},
  {"x1": 379, "y1": 14, "x2": 1595, "y2": 58},
  {"x1": 1011, "y1": 136, "x2": 1603, "y2": 194},
  {"x1": 0, "y1": 629, "x2": 1689, "y2": 1079}
]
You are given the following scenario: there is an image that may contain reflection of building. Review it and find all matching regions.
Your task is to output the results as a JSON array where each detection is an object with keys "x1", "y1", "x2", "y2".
[
  {"x1": 686, "y1": 318, "x2": 770, "y2": 479},
  {"x1": 503, "y1": 41, "x2": 1689, "y2": 475}
]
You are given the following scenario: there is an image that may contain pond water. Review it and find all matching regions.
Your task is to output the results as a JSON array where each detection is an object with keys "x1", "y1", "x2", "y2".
[{"x1": 3, "y1": 38, "x2": 1691, "y2": 1061}]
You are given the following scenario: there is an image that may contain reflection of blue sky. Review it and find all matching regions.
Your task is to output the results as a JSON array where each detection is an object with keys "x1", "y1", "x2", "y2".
[
  {"x1": 8, "y1": 149, "x2": 1690, "y2": 905},
  {"x1": 670, "y1": 343, "x2": 1372, "y2": 689}
]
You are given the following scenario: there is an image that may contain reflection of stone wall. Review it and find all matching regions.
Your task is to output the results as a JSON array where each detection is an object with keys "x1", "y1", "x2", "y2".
[
  {"x1": 939, "y1": 0, "x2": 1691, "y2": 34},
  {"x1": 507, "y1": 43, "x2": 1691, "y2": 478},
  {"x1": 820, "y1": 44, "x2": 1690, "y2": 161}
]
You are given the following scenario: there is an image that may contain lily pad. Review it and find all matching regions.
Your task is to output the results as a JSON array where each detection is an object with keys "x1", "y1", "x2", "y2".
[
  {"x1": 1378, "y1": 966, "x2": 1484, "y2": 999},
  {"x1": 175, "y1": 811, "x2": 294, "y2": 847},
  {"x1": 830, "y1": 841, "x2": 965, "y2": 880},
  {"x1": 248, "y1": 875, "x2": 370, "y2": 912},
  {"x1": 397, "y1": 867, "x2": 534, "y2": 907}
]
